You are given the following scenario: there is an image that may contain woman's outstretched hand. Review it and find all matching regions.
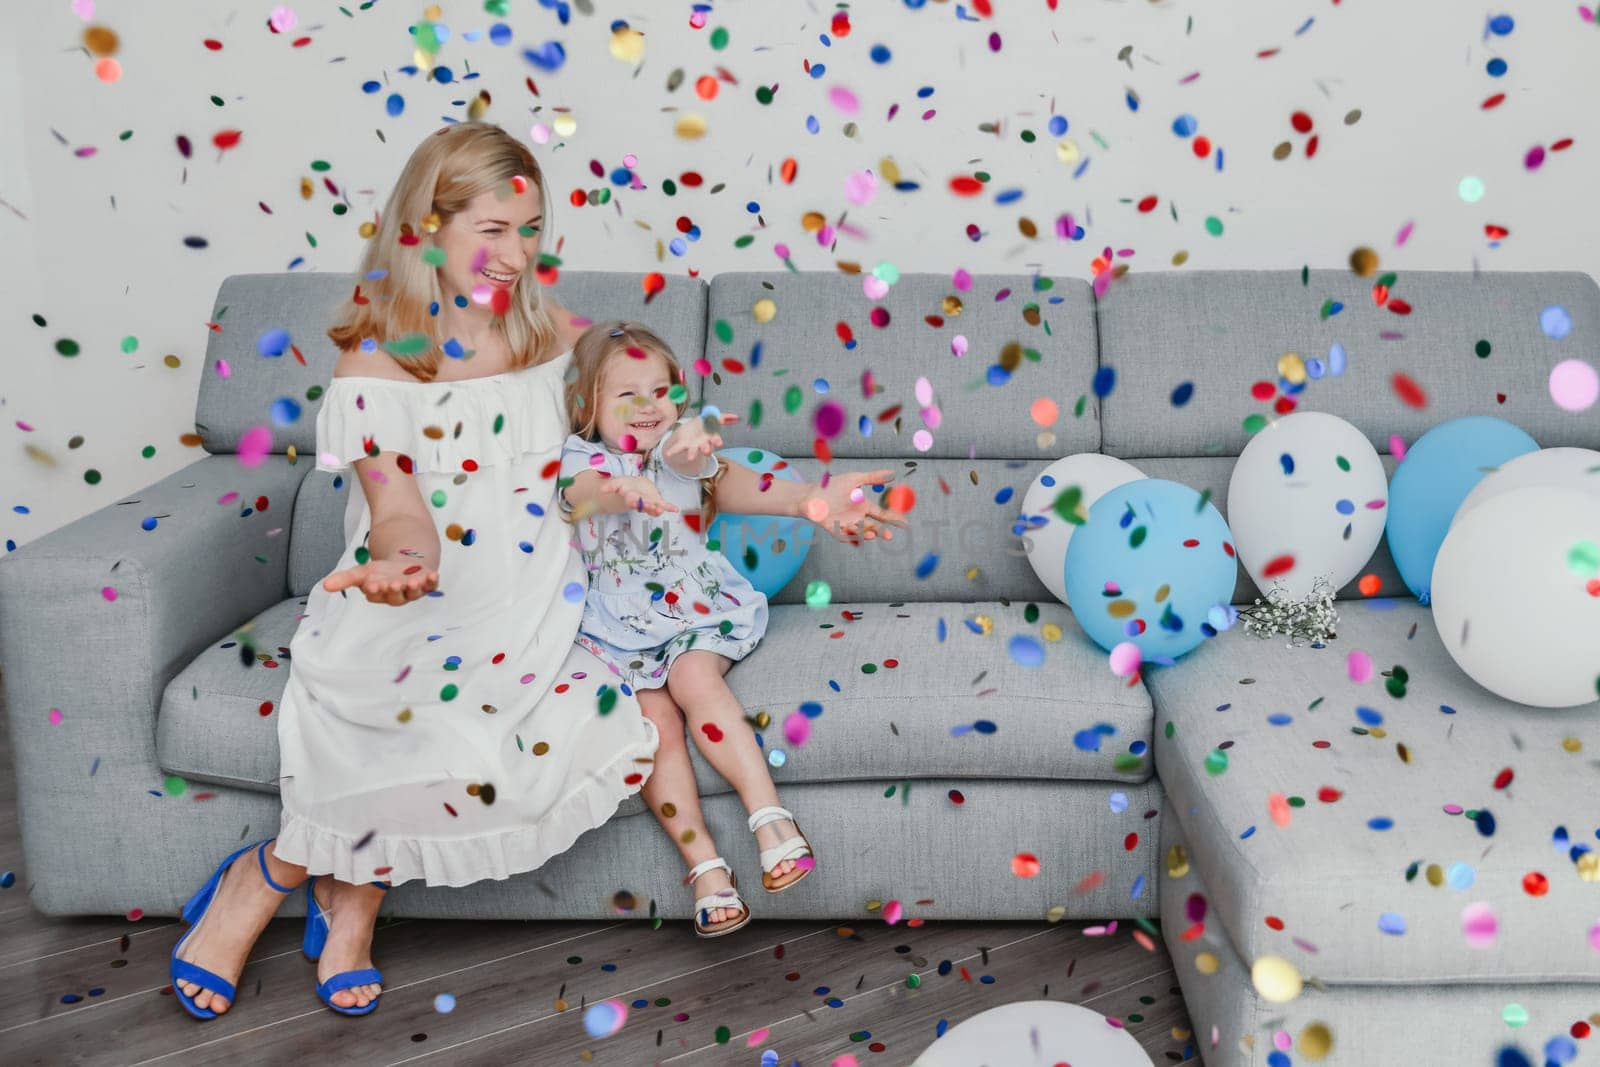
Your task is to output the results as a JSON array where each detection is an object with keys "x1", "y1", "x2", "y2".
[
  {"x1": 323, "y1": 557, "x2": 439, "y2": 606},
  {"x1": 802, "y1": 468, "x2": 910, "y2": 545}
]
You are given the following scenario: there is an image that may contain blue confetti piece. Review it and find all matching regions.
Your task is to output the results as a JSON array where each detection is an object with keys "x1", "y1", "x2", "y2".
[
  {"x1": 1171, "y1": 381, "x2": 1194, "y2": 407},
  {"x1": 1109, "y1": 791, "x2": 1128, "y2": 813},
  {"x1": 522, "y1": 41, "x2": 567, "y2": 72},
  {"x1": 950, "y1": 723, "x2": 974, "y2": 738},
  {"x1": 385, "y1": 92, "x2": 405, "y2": 117},
  {"x1": 1171, "y1": 114, "x2": 1198, "y2": 137},
  {"x1": 1048, "y1": 115, "x2": 1068, "y2": 136},
  {"x1": 562, "y1": 581, "x2": 586, "y2": 603},
  {"x1": 1279, "y1": 453, "x2": 1295, "y2": 476},
  {"x1": 1008, "y1": 635, "x2": 1044, "y2": 667},
  {"x1": 257, "y1": 328, "x2": 290, "y2": 357},
  {"x1": 1474, "y1": 809, "x2": 1497, "y2": 836},
  {"x1": 1378, "y1": 911, "x2": 1408, "y2": 935},
  {"x1": 1294, "y1": 16, "x2": 1314, "y2": 35},
  {"x1": 1540, "y1": 304, "x2": 1572, "y2": 339},
  {"x1": 994, "y1": 486, "x2": 1014, "y2": 505},
  {"x1": 1125, "y1": 90, "x2": 1139, "y2": 112},
  {"x1": 1487, "y1": 14, "x2": 1515, "y2": 36},
  {"x1": 1240, "y1": 825, "x2": 1256, "y2": 839},
  {"x1": 434, "y1": 993, "x2": 456, "y2": 1013},
  {"x1": 271, "y1": 398, "x2": 302, "y2": 426},
  {"x1": 1446, "y1": 862, "x2": 1475, "y2": 890},
  {"x1": 1368, "y1": 816, "x2": 1395, "y2": 831},
  {"x1": 1092, "y1": 366, "x2": 1116, "y2": 398},
  {"x1": 490, "y1": 22, "x2": 514, "y2": 46},
  {"x1": 916, "y1": 553, "x2": 939, "y2": 579},
  {"x1": 870, "y1": 44, "x2": 891, "y2": 63},
  {"x1": 973, "y1": 719, "x2": 997, "y2": 734},
  {"x1": 141, "y1": 517, "x2": 158, "y2": 531},
  {"x1": 1356, "y1": 706, "x2": 1383, "y2": 726},
  {"x1": 936, "y1": 618, "x2": 947, "y2": 642}
]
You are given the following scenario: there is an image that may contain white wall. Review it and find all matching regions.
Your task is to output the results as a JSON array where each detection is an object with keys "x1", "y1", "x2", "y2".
[{"x1": 4, "y1": 0, "x2": 1597, "y2": 548}]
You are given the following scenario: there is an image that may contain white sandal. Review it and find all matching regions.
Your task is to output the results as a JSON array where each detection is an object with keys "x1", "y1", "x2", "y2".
[
  {"x1": 747, "y1": 805, "x2": 816, "y2": 893},
  {"x1": 685, "y1": 857, "x2": 751, "y2": 938}
]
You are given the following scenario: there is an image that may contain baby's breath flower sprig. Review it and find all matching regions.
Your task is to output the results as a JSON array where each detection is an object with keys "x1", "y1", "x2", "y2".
[{"x1": 1237, "y1": 575, "x2": 1340, "y2": 648}]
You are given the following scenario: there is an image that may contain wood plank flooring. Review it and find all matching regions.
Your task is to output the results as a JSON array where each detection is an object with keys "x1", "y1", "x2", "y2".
[{"x1": 0, "y1": 673, "x2": 1195, "y2": 1066}]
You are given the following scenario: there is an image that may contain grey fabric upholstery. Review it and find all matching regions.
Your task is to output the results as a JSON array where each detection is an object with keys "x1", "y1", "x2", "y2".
[
  {"x1": 1097, "y1": 269, "x2": 1600, "y2": 458},
  {"x1": 1161, "y1": 816, "x2": 1600, "y2": 1066},
  {"x1": 0, "y1": 454, "x2": 302, "y2": 914},
  {"x1": 1150, "y1": 598, "x2": 1599, "y2": 984},
  {"x1": 159, "y1": 598, "x2": 1153, "y2": 798},
  {"x1": 703, "y1": 272, "x2": 1101, "y2": 460}
]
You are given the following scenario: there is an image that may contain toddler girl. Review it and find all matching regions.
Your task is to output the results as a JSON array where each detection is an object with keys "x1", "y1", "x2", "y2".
[{"x1": 560, "y1": 321, "x2": 814, "y2": 936}]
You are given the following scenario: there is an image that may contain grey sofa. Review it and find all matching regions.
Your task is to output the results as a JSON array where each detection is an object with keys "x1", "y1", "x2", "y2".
[{"x1": 2, "y1": 267, "x2": 1596, "y2": 1064}]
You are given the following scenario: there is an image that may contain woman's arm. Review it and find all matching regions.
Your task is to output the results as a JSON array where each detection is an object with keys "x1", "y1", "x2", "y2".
[
  {"x1": 322, "y1": 450, "x2": 442, "y2": 605},
  {"x1": 713, "y1": 461, "x2": 908, "y2": 543}
]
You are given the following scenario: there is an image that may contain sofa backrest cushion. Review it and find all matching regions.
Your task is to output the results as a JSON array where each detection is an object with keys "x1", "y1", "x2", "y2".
[
  {"x1": 1096, "y1": 269, "x2": 1600, "y2": 459},
  {"x1": 700, "y1": 272, "x2": 1101, "y2": 461}
]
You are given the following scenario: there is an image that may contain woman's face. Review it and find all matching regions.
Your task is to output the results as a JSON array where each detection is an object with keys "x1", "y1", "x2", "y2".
[
  {"x1": 595, "y1": 350, "x2": 678, "y2": 454},
  {"x1": 432, "y1": 183, "x2": 543, "y2": 305}
]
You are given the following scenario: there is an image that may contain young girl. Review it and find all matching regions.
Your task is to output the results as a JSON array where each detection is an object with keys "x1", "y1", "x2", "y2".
[{"x1": 559, "y1": 321, "x2": 814, "y2": 937}]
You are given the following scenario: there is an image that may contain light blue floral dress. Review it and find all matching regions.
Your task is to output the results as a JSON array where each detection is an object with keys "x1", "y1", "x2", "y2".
[{"x1": 559, "y1": 429, "x2": 768, "y2": 692}]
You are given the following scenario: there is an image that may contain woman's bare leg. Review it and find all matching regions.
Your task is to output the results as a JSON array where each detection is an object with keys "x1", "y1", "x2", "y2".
[
  {"x1": 172, "y1": 841, "x2": 308, "y2": 1015},
  {"x1": 638, "y1": 686, "x2": 744, "y2": 927},
  {"x1": 667, "y1": 652, "x2": 803, "y2": 883}
]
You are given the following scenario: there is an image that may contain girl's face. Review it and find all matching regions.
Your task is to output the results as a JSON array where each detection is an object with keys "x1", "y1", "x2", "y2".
[
  {"x1": 432, "y1": 184, "x2": 542, "y2": 305},
  {"x1": 595, "y1": 349, "x2": 678, "y2": 454}
]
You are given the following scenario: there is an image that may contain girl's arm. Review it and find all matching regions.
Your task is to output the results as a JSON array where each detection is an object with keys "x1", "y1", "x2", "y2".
[
  {"x1": 563, "y1": 471, "x2": 679, "y2": 517},
  {"x1": 713, "y1": 461, "x2": 908, "y2": 542}
]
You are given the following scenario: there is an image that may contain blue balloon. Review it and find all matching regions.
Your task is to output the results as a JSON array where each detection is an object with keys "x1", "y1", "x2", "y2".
[
  {"x1": 1385, "y1": 416, "x2": 1537, "y2": 604},
  {"x1": 1063, "y1": 479, "x2": 1237, "y2": 661},
  {"x1": 707, "y1": 448, "x2": 812, "y2": 598}
]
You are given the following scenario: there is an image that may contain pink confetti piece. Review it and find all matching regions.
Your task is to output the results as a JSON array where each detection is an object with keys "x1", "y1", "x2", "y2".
[
  {"x1": 1395, "y1": 220, "x2": 1415, "y2": 246},
  {"x1": 215, "y1": 358, "x2": 232, "y2": 378},
  {"x1": 1347, "y1": 649, "x2": 1373, "y2": 683},
  {"x1": 828, "y1": 86, "x2": 860, "y2": 115},
  {"x1": 1461, "y1": 901, "x2": 1498, "y2": 948},
  {"x1": 48, "y1": 708, "x2": 63, "y2": 725},
  {"x1": 883, "y1": 899, "x2": 903, "y2": 924},
  {"x1": 783, "y1": 711, "x2": 811, "y2": 746},
  {"x1": 747, "y1": 1028, "x2": 770, "y2": 1047},
  {"x1": 237, "y1": 425, "x2": 272, "y2": 468},
  {"x1": 101, "y1": 586, "x2": 117, "y2": 602},
  {"x1": 1389, "y1": 434, "x2": 1407, "y2": 462}
]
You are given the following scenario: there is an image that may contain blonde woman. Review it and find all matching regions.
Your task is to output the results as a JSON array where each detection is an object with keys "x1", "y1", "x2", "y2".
[{"x1": 168, "y1": 122, "x2": 903, "y2": 1019}]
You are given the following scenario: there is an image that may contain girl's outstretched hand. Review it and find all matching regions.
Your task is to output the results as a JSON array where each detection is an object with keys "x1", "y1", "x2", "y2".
[
  {"x1": 323, "y1": 557, "x2": 439, "y2": 606},
  {"x1": 602, "y1": 475, "x2": 680, "y2": 517},
  {"x1": 802, "y1": 468, "x2": 910, "y2": 545}
]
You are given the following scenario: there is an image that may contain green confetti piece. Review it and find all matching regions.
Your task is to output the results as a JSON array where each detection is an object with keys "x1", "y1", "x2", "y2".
[
  {"x1": 1204, "y1": 749, "x2": 1229, "y2": 776},
  {"x1": 84, "y1": 469, "x2": 101, "y2": 485},
  {"x1": 1243, "y1": 413, "x2": 1268, "y2": 434},
  {"x1": 713, "y1": 320, "x2": 733, "y2": 345},
  {"x1": 598, "y1": 686, "x2": 618, "y2": 716},
  {"x1": 431, "y1": 490, "x2": 448, "y2": 507},
  {"x1": 748, "y1": 398, "x2": 762, "y2": 428},
  {"x1": 56, "y1": 338, "x2": 80, "y2": 357},
  {"x1": 165, "y1": 774, "x2": 187, "y2": 796},
  {"x1": 1112, "y1": 753, "x2": 1145, "y2": 773},
  {"x1": 805, "y1": 580, "x2": 832, "y2": 607},
  {"x1": 1475, "y1": 339, "x2": 1492, "y2": 359},
  {"x1": 1335, "y1": 455, "x2": 1351, "y2": 472},
  {"x1": 141, "y1": 445, "x2": 156, "y2": 458},
  {"x1": 710, "y1": 26, "x2": 729, "y2": 50},
  {"x1": 422, "y1": 246, "x2": 447, "y2": 266},
  {"x1": 354, "y1": 546, "x2": 371, "y2": 565},
  {"x1": 383, "y1": 333, "x2": 431, "y2": 356},
  {"x1": 1052, "y1": 485, "x2": 1086, "y2": 525},
  {"x1": 784, "y1": 385, "x2": 803, "y2": 414},
  {"x1": 1204, "y1": 216, "x2": 1223, "y2": 236},
  {"x1": 440, "y1": 684, "x2": 459, "y2": 702},
  {"x1": 1129, "y1": 525, "x2": 1147, "y2": 548}
]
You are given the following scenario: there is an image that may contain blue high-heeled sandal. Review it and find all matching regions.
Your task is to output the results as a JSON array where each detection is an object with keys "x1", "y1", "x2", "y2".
[
  {"x1": 303, "y1": 876, "x2": 390, "y2": 1016},
  {"x1": 170, "y1": 838, "x2": 296, "y2": 1020}
]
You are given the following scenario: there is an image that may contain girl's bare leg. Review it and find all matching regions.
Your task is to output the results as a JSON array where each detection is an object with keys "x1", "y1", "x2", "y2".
[
  {"x1": 667, "y1": 651, "x2": 803, "y2": 883},
  {"x1": 637, "y1": 686, "x2": 744, "y2": 926}
]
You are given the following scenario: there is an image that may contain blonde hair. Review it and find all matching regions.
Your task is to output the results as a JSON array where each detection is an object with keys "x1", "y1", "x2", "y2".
[
  {"x1": 563, "y1": 320, "x2": 727, "y2": 527},
  {"x1": 327, "y1": 122, "x2": 558, "y2": 382}
]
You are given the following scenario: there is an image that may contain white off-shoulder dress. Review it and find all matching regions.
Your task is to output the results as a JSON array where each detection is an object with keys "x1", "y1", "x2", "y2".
[{"x1": 274, "y1": 351, "x2": 659, "y2": 888}]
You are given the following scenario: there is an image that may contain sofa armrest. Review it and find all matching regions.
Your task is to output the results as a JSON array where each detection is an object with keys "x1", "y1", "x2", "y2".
[{"x1": 0, "y1": 453, "x2": 305, "y2": 913}]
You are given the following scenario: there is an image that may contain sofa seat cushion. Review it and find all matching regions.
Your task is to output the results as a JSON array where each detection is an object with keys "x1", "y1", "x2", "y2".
[
  {"x1": 1150, "y1": 598, "x2": 1600, "y2": 984},
  {"x1": 158, "y1": 597, "x2": 1154, "y2": 798},
  {"x1": 158, "y1": 595, "x2": 307, "y2": 791}
]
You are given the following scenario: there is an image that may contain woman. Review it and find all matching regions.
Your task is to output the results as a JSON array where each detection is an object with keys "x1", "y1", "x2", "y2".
[{"x1": 168, "y1": 121, "x2": 903, "y2": 1018}]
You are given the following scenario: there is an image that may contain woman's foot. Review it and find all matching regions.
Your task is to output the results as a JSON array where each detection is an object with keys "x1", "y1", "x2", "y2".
[
  {"x1": 312, "y1": 880, "x2": 385, "y2": 1011},
  {"x1": 174, "y1": 843, "x2": 305, "y2": 1015}
]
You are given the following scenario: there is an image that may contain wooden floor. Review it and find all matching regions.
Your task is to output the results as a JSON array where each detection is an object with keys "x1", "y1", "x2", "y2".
[{"x1": 0, "y1": 679, "x2": 1195, "y2": 1066}]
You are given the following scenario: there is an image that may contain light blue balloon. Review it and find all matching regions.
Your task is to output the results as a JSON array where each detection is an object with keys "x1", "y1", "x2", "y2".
[
  {"x1": 707, "y1": 448, "x2": 812, "y2": 598},
  {"x1": 1385, "y1": 416, "x2": 1537, "y2": 604},
  {"x1": 1063, "y1": 479, "x2": 1238, "y2": 661}
]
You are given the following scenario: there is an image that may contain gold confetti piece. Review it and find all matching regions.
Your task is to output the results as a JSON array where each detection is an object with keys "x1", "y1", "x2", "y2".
[
  {"x1": 878, "y1": 157, "x2": 902, "y2": 185},
  {"x1": 1195, "y1": 951, "x2": 1219, "y2": 975},
  {"x1": 84, "y1": 26, "x2": 119, "y2": 56},
  {"x1": 609, "y1": 25, "x2": 646, "y2": 64},
  {"x1": 753, "y1": 298, "x2": 777, "y2": 323},
  {"x1": 1349, "y1": 246, "x2": 1379, "y2": 277},
  {"x1": 1041, "y1": 622, "x2": 1063, "y2": 642},
  {"x1": 942, "y1": 295, "x2": 964, "y2": 316},
  {"x1": 675, "y1": 113, "x2": 708, "y2": 139},
  {"x1": 1277, "y1": 352, "x2": 1307, "y2": 385},
  {"x1": 1166, "y1": 844, "x2": 1190, "y2": 878},
  {"x1": 1056, "y1": 139, "x2": 1081, "y2": 165},
  {"x1": 1299, "y1": 1022, "x2": 1334, "y2": 1059}
]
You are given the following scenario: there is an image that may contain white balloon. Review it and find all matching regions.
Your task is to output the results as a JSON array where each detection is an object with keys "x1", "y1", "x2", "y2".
[
  {"x1": 1227, "y1": 411, "x2": 1388, "y2": 599},
  {"x1": 1453, "y1": 447, "x2": 1600, "y2": 526},
  {"x1": 1018, "y1": 454, "x2": 1146, "y2": 605},
  {"x1": 1432, "y1": 485, "x2": 1600, "y2": 708}
]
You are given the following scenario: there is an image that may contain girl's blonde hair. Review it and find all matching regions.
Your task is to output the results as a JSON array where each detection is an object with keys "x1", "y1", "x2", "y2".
[
  {"x1": 327, "y1": 122, "x2": 558, "y2": 381},
  {"x1": 563, "y1": 320, "x2": 727, "y2": 527}
]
